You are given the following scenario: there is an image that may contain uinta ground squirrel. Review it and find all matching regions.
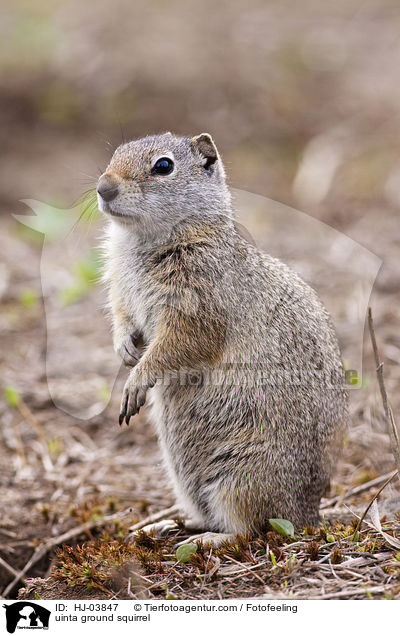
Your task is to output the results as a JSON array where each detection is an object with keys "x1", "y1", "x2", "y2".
[{"x1": 97, "y1": 132, "x2": 348, "y2": 544}]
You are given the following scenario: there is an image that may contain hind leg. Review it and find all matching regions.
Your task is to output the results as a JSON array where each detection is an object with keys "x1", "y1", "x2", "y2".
[
  {"x1": 126, "y1": 516, "x2": 205, "y2": 542},
  {"x1": 174, "y1": 532, "x2": 236, "y2": 548}
]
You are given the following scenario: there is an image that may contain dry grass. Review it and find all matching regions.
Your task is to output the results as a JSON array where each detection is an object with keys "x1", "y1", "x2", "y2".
[{"x1": 16, "y1": 516, "x2": 400, "y2": 600}]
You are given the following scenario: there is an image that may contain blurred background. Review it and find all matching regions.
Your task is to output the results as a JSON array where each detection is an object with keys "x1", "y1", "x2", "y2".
[
  {"x1": 1, "y1": 0, "x2": 400, "y2": 599},
  {"x1": 2, "y1": 0, "x2": 400, "y2": 217}
]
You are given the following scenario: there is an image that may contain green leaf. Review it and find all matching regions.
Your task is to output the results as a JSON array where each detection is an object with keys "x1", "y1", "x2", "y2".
[
  {"x1": 175, "y1": 543, "x2": 198, "y2": 562},
  {"x1": 74, "y1": 249, "x2": 102, "y2": 285},
  {"x1": 19, "y1": 288, "x2": 39, "y2": 309},
  {"x1": 269, "y1": 518, "x2": 295, "y2": 538},
  {"x1": 16, "y1": 202, "x2": 71, "y2": 241},
  {"x1": 165, "y1": 591, "x2": 176, "y2": 600},
  {"x1": 4, "y1": 385, "x2": 21, "y2": 408},
  {"x1": 47, "y1": 437, "x2": 61, "y2": 457},
  {"x1": 98, "y1": 384, "x2": 111, "y2": 404},
  {"x1": 59, "y1": 283, "x2": 87, "y2": 306},
  {"x1": 59, "y1": 250, "x2": 103, "y2": 306}
]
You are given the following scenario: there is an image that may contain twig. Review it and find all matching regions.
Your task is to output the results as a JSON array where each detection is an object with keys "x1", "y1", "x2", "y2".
[
  {"x1": 368, "y1": 307, "x2": 400, "y2": 474},
  {"x1": 352, "y1": 307, "x2": 400, "y2": 537},
  {"x1": 18, "y1": 400, "x2": 54, "y2": 472},
  {"x1": 0, "y1": 555, "x2": 23, "y2": 580},
  {"x1": 127, "y1": 576, "x2": 133, "y2": 598},
  {"x1": 224, "y1": 555, "x2": 266, "y2": 585},
  {"x1": 320, "y1": 470, "x2": 397, "y2": 509},
  {"x1": 0, "y1": 528, "x2": 18, "y2": 538},
  {"x1": 353, "y1": 470, "x2": 398, "y2": 535},
  {"x1": 13, "y1": 420, "x2": 26, "y2": 466},
  {"x1": 17, "y1": 401, "x2": 47, "y2": 445},
  {"x1": 3, "y1": 543, "x2": 47, "y2": 598},
  {"x1": 318, "y1": 584, "x2": 389, "y2": 599}
]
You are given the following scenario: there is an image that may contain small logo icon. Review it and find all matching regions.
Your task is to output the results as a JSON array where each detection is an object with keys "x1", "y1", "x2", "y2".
[{"x1": 3, "y1": 602, "x2": 51, "y2": 633}]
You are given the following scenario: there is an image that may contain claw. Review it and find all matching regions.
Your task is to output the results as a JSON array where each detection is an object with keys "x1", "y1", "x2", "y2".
[
  {"x1": 119, "y1": 389, "x2": 129, "y2": 426},
  {"x1": 118, "y1": 374, "x2": 151, "y2": 427},
  {"x1": 137, "y1": 388, "x2": 146, "y2": 409},
  {"x1": 127, "y1": 391, "x2": 135, "y2": 418}
]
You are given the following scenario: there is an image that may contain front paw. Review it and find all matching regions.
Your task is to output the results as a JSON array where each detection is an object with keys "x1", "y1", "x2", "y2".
[
  {"x1": 115, "y1": 331, "x2": 142, "y2": 367},
  {"x1": 119, "y1": 370, "x2": 155, "y2": 426}
]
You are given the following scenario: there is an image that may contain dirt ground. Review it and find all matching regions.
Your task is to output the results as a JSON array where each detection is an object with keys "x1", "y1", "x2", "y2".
[{"x1": 1, "y1": 0, "x2": 400, "y2": 600}]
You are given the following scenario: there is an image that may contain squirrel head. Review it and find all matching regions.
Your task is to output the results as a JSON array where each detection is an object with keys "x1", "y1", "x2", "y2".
[{"x1": 97, "y1": 132, "x2": 231, "y2": 237}]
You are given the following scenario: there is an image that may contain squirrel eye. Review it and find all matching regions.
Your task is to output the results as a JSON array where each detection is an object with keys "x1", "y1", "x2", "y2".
[{"x1": 151, "y1": 157, "x2": 174, "y2": 175}]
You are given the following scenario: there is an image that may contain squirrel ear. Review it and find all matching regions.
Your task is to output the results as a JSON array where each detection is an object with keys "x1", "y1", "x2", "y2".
[{"x1": 190, "y1": 133, "x2": 218, "y2": 169}]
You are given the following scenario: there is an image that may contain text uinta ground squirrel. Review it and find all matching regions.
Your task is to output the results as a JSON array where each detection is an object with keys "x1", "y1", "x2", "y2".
[{"x1": 97, "y1": 132, "x2": 348, "y2": 544}]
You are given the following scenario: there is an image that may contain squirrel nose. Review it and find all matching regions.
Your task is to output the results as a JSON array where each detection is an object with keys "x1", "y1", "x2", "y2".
[{"x1": 97, "y1": 175, "x2": 119, "y2": 202}]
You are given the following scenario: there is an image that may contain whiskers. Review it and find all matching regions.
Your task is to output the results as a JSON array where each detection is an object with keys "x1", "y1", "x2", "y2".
[{"x1": 64, "y1": 188, "x2": 99, "y2": 240}]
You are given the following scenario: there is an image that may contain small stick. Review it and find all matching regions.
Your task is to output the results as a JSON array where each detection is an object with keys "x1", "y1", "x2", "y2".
[
  {"x1": 320, "y1": 470, "x2": 397, "y2": 509},
  {"x1": 17, "y1": 400, "x2": 54, "y2": 472},
  {"x1": 352, "y1": 307, "x2": 400, "y2": 538},
  {"x1": 3, "y1": 545, "x2": 48, "y2": 598},
  {"x1": 0, "y1": 528, "x2": 18, "y2": 539},
  {"x1": 13, "y1": 420, "x2": 26, "y2": 466},
  {"x1": 17, "y1": 401, "x2": 47, "y2": 445},
  {"x1": 0, "y1": 556, "x2": 23, "y2": 580},
  {"x1": 354, "y1": 470, "x2": 398, "y2": 536},
  {"x1": 368, "y1": 307, "x2": 400, "y2": 474},
  {"x1": 223, "y1": 555, "x2": 266, "y2": 585}
]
